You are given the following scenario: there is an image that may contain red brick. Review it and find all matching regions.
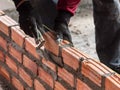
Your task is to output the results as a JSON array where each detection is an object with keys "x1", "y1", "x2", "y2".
[
  {"x1": 11, "y1": 26, "x2": 26, "y2": 47},
  {"x1": 72, "y1": 47, "x2": 93, "y2": 58},
  {"x1": 12, "y1": 76, "x2": 24, "y2": 90},
  {"x1": 6, "y1": 55, "x2": 18, "y2": 73},
  {"x1": 58, "y1": 67, "x2": 74, "y2": 87},
  {"x1": 0, "y1": 36, "x2": 7, "y2": 51},
  {"x1": 0, "y1": 66, "x2": 10, "y2": 81},
  {"x1": 38, "y1": 67, "x2": 54, "y2": 88},
  {"x1": 19, "y1": 67, "x2": 33, "y2": 87},
  {"x1": 0, "y1": 11, "x2": 5, "y2": 16},
  {"x1": 105, "y1": 73, "x2": 120, "y2": 90},
  {"x1": 8, "y1": 45, "x2": 22, "y2": 63},
  {"x1": 77, "y1": 79, "x2": 92, "y2": 90},
  {"x1": 43, "y1": 32, "x2": 59, "y2": 56},
  {"x1": 55, "y1": 81, "x2": 66, "y2": 90},
  {"x1": 0, "y1": 15, "x2": 18, "y2": 36},
  {"x1": 42, "y1": 58, "x2": 56, "y2": 72},
  {"x1": 34, "y1": 79, "x2": 45, "y2": 90},
  {"x1": 81, "y1": 59, "x2": 113, "y2": 87},
  {"x1": 25, "y1": 37, "x2": 40, "y2": 59},
  {"x1": 23, "y1": 55, "x2": 37, "y2": 75},
  {"x1": 62, "y1": 48, "x2": 80, "y2": 70},
  {"x1": 0, "y1": 50, "x2": 5, "y2": 62}
]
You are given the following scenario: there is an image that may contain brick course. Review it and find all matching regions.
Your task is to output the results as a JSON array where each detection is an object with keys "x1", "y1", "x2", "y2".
[{"x1": 0, "y1": 10, "x2": 119, "y2": 90}]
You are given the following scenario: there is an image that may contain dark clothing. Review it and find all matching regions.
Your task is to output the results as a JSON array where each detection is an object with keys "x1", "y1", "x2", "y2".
[{"x1": 93, "y1": 0, "x2": 120, "y2": 73}]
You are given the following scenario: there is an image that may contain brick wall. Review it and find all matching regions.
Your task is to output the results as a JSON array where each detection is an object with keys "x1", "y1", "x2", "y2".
[{"x1": 0, "y1": 10, "x2": 120, "y2": 90}]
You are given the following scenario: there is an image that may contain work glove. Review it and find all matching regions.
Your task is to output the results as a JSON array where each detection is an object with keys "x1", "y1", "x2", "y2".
[
  {"x1": 54, "y1": 10, "x2": 73, "y2": 44},
  {"x1": 16, "y1": 1, "x2": 44, "y2": 46}
]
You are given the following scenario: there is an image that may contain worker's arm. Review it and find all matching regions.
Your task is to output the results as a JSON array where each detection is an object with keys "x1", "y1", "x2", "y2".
[{"x1": 54, "y1": 0, "x2": 81, "y2": 44}]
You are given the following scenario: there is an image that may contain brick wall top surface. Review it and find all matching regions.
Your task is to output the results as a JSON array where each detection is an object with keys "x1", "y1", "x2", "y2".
[{"x1": 0, "y1": 10, "x2": 120, "y2": 90}]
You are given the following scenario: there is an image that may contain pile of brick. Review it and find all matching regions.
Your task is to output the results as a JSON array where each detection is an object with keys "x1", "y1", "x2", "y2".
[{"x1": 0, "y1": 10, "x2": 120, "y2": 90}]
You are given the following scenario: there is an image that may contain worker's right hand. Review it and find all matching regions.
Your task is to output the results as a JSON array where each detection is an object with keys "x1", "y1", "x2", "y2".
[
  {"x1": 54, "y1": 10, "x2": 73, "y2": 44},
  {"x1": 16, "y1": 1, "x2": 45, "y2": 46}
]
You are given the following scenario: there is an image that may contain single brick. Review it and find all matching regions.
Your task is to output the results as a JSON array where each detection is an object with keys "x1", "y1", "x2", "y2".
[
  {"x1": 8, "y1": 45, "x2": 22, "y2": 63},
  {"x1": 6, "y1": 55, "x2": 18, "y2": 73},
  {"x1": 19, "y1": 67, "x2": 33, "y2": 87},
  {"x1": 12, "y1": 76, "x2": 24, "y2": 90},
  {"x1": 81, "y1": 59, "x2": 113, "y2": 87},
  {"x1": 55, "y1": 81, "x2": 66, "y2": 90},
  {"x1": 42, "y1": 58, "x2": 56, "y2": 72},
  {"x1": 0, "y1": 66, "x2": 10, "y2": 81},
  {"x1": 81, "y1": 60, "x2": 102, "y2": 87},
  {"x1": 25, "y1": 37, "x2": 40, "y2": 59},
  {"x1": 58, "y1": 67, "x2": 74, "y2": 87},
  {"x1": 23, "y1": 55, "x2": 37, "y2": 75},
  {"x1": 11, "y1": 26, "x2": 26, "y2": 48},
  {"x1": 0, "y1": 15, "x2": 18, "y2": 36},
  {"x1": 43, "y1": 32, "x2": 59, "y2": 56},
  {"x1": 34, "y1": 79, "x2": 45, "y2": 90},
  {"x1": 105, "y1": 73, "x2": 120, "y2": 90},
  {"x1": 38, "y1": 67, "x2": 54, "y2": 88},
  {"x1": 0, "y1": 36, "x2": 7, "y2": 51},
  {"x1": 0, "y1": 50, "x2": 5, "y2": 62},
  {"x1": 77, "y1": 79, "x2": 92, "y2": 90},
  {"x1": 62, "y1": 48, "x2": 80, "y2": 70}
]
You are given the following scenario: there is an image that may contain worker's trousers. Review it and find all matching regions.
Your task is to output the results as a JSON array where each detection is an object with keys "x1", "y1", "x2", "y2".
[{"x1": 93, "y1": 0, "x2": 120, "y2": 73}]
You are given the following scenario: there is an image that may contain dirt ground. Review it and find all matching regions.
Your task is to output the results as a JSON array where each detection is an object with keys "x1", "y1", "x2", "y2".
[{"x1": 70, "y1": 6, "x2": 98, "y2": 60}]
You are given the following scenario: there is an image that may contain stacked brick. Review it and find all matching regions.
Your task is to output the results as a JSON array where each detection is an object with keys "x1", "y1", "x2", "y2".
[{"x1": 0, "y1": 10, "x2": 120, "y2": 90}]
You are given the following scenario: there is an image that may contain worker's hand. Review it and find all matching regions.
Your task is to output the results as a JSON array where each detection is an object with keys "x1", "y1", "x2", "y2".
[
  {"x1": 54, "y1": 10, "x2": 73, "y2": 44},
  {"x1": 54, "y1": 21, "x2": 72, "y2": 43},
  {"x1": 17, "y1": 1, "x2": 44, "y2": 46}
]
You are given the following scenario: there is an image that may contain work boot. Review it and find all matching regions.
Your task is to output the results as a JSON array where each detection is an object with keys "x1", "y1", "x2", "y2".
[
  {"x1": 54, "y1": 10, "x2": 73, "y2": 44},
  {"x1": 93, "y1": 0, "x2": 120, "y2": 74}
]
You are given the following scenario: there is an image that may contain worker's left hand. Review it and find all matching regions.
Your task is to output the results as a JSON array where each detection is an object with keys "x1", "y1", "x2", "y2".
[{"x1": 17, "y1": 1, "x2": 44, "y2": 45}]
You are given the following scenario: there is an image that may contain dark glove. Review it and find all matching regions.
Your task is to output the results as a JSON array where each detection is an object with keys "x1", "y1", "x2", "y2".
[
  {"x1": 17, "y1": 1, "x2": 44, "y2": 45},
  {"x1": 54, "y1": 10, "x2": 73, "y2": 44}
]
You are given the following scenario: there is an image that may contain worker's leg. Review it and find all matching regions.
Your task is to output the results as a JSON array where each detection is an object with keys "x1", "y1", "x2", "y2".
[
  {"x1": 54, "y1": 0, "x2": 81, "y2": 43},
  {"x1": 93, "y1": 0, "x2": 120, "y2": 73}
]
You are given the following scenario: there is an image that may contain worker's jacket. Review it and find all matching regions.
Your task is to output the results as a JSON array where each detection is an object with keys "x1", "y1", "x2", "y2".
[{"x1": 57, "y1": 0, "x2": 81, "y2": 15}]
